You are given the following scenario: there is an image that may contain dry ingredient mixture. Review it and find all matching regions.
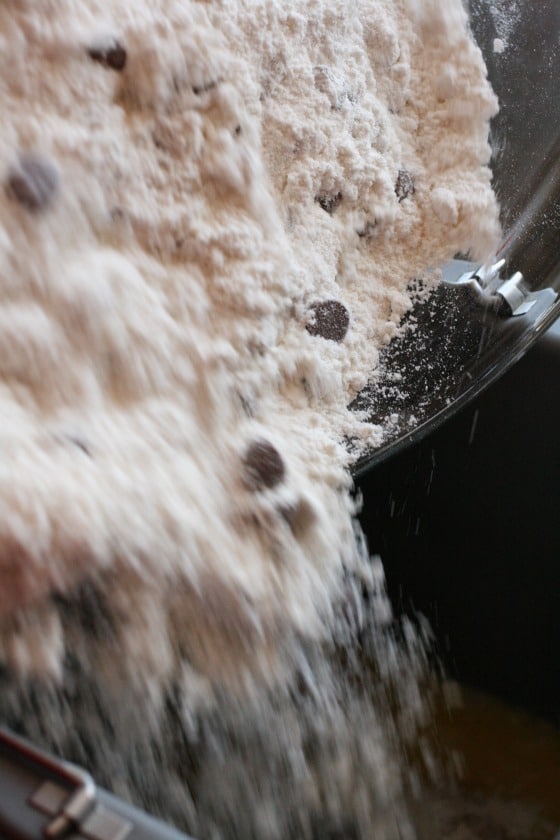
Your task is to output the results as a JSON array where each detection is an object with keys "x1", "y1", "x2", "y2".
[{"x1": 0, "y1": 1, "x2": 513, "y2": 838}]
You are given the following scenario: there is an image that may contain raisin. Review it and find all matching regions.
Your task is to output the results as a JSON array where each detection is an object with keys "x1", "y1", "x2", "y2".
[{"x1": 306, "y1": 300, "x2": 350, "y2": 342}]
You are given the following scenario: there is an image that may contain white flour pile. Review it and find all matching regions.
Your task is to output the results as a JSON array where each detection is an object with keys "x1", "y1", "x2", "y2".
[{"x1": 0, "y1": 1, "x2": 501, "y2": 837}]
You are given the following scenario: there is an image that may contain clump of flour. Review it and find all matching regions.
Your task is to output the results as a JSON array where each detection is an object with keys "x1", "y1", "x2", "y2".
[
  {"x1": 487, "y1": 1, "x2": 522, "y2": 49},
  {"x1": 0, "y1": 0, "x2": 500, "y2": 836},
  {"x1": 470, "y1": 0, "x2": 523, "y2": 53}
]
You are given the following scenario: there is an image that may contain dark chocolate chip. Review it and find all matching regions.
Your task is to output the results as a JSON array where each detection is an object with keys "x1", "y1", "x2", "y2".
[
  {"x1": 192, "y1": 79, "x2": 218, "y2": 95},
  {"x1": 242, "y1": 439, "x2": 285, "y2": 491},
  {"x1": 279, "y1": 498, "x2": 316, "y2": 537},
  {"x1": 315, "y1": 191, "x2": 342, "y2": 214},
  {"x1": 306, "y1": 299, "x2": 350, "y2": 342},
  {"x1": 357, "y1": 220, "x2": 377, "y2": 239},
  {"x1": 7, "y1": 153, "x2": 59, "y2": 211},
  {"x1": 234, "y1": 124, "x2": 242, "y2": 136},
  {"x1": 395, "y1": 169, "x2": 415, "y2": 202},
  {"x1": 87, "y1": 41, "x2": 127, "y2": 71}
]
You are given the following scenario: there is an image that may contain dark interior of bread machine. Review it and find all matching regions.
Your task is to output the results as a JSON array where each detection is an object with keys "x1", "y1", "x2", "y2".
[
  {"x1": 357, "y1": 324, "x2": 560, "y2": 723},
  {"x1": 355, "y1": 0, "x2": 560, "y2": 824}
]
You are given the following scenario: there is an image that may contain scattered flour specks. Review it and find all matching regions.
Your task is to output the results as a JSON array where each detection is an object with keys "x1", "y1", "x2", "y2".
[{"x1": 487, "y1": 0, "x2": 523, "y2": 49}]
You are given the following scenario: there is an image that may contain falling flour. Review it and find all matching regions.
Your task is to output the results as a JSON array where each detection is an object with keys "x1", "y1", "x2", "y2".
[{"x1": 0, "y1": 1, "x2": 501, "y2": 837}]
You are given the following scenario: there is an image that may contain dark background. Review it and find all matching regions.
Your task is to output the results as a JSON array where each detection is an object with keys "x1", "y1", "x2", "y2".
[
  {"x1": 355, "y1": 3, "x2": 560, "y2": 725},
  {"x1": 357, "y1": 322, "x2": 560, "y2": 725}
]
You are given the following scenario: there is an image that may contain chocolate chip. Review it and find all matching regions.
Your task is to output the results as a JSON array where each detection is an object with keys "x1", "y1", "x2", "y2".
[
  {"x1": 192, "y1": 79, "x2": 219, "y2": 95},
  {"x1": 242, "y1": 439, "x2": 285, "y2": 491},
  {"x1": 87, "y1": 41, "x2": 127, "y2": 71},
  {"x1": 395, "y1": 169, "x2": 415, "y2": 202},
  {"x1": 279, "y1": 498, "x2": 316, "y2": 537},
  {"x1": 7, "y1": 153, "x2": 59, "y2": 211},
  {"x1": 306, "y1": 300, "x2": 350, "y2": 342},
  {"x1": 357, "y1": 220, "x2": 377, "y2": 239},
  {"x1": 315, "y1": 191, "x2": 343, "y2": 214}
]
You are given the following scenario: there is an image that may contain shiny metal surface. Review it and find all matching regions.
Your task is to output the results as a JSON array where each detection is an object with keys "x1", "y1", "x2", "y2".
[{"x1": 354, "y1": 0, "x2": 560, "y2": 475}]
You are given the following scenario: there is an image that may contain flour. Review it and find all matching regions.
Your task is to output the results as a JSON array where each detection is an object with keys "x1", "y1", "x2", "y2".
[
  {"x1": 470, "y1": 0, "x2": 523, "y2": 53},
  {"x1": 487, "y1": 1, "x2": 522, "y2": 48},
  {"x1": 0, "y1": 1, "x2": 500, "y2": 837}
]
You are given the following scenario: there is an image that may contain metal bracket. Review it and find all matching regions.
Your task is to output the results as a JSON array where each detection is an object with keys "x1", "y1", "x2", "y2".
[
  {"x1": 0, "y1": 727, "x2": 131, "y2": 840},
  {"x1": 442, "y1": 258, "x2": 551, "y2": 317},
  {"x1": 0, "y1": 727, "x2": 96, "y2": 837}
]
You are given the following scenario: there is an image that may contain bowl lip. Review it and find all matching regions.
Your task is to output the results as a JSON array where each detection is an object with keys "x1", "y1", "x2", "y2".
[
  {"x1": 352, "y1": 284, "x2": 560, "y2": 479},
  {"x1": 354, "y1": 0, "x2": 560, "y2": 478}
]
